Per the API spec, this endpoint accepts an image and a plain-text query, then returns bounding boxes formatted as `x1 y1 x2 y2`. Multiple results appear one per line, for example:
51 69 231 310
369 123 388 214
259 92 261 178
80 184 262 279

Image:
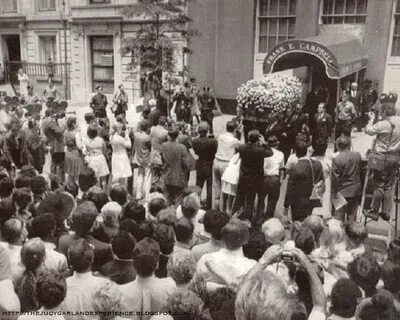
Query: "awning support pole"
355 71 359 83
336 79 341 106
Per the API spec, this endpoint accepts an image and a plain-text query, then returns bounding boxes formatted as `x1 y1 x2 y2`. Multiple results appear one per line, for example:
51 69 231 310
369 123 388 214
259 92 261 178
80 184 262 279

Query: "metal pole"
62 1 68 100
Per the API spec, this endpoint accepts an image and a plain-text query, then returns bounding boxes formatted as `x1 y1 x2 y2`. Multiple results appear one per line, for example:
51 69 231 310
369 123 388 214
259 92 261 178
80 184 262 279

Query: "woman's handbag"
308 159 325 205
222 153 241 186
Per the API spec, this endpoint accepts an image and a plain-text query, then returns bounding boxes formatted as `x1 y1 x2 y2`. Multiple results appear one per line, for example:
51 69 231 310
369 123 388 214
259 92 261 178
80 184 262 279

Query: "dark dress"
64 129 84 179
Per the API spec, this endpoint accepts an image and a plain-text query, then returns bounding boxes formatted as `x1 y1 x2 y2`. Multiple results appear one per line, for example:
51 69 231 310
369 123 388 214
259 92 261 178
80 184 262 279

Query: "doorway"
3 34 21 84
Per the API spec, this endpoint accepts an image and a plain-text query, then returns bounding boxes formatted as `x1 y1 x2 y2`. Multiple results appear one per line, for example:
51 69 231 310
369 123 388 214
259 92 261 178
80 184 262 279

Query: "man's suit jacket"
348 90 362 113
237 143 272 182
314 112 333 142
161 140 190 188
331 150 362 198
285 158 324 209
265 122 285 142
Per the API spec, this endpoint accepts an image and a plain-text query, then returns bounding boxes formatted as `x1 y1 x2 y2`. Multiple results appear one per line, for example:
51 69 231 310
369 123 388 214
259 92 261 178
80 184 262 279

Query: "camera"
281 250 295 263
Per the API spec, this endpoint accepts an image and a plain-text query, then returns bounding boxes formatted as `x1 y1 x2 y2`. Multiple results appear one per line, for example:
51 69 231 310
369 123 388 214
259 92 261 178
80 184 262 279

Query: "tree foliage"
121 0 199 78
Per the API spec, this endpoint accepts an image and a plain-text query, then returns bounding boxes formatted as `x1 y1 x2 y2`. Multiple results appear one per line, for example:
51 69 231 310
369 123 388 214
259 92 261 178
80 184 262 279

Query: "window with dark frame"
258 0 297 54
38 0 56 11
2 0 18 13
391 0 400 56
321 0 368 24
91 36 114 93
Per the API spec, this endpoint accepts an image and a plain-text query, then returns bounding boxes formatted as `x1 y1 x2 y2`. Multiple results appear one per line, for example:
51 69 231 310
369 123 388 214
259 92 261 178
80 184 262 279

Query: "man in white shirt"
195 219 256 289
212 121 240 211
119 238 176 317
255 136 285 227
0 219 27 283
62 239 111 320
29 213 68 274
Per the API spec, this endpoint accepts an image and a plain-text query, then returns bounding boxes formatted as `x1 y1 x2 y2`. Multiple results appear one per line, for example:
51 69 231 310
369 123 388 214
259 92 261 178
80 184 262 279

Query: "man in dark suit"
331 136 362 222
90 85 108 119
314 102 333 145
283 140 324 222
284 104 308 161
192 122 218 209
348 82 363 131
231 130 273 224
265 111 285 142
161 127 190 205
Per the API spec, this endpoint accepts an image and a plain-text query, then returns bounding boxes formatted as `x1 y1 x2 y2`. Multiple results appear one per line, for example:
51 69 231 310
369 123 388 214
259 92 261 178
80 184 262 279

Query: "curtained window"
39 36 56 63
38 0 56 11
2 0 18 13
258 0 297 53
91 36 114 93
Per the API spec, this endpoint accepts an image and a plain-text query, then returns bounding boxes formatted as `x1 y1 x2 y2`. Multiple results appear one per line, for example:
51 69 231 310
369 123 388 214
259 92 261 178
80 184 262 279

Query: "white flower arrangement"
237 74 302 118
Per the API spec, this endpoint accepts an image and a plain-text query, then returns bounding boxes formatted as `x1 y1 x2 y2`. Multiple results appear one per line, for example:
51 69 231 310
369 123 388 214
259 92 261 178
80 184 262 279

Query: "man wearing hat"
255 135 285 227
192 122 218 209
90 84 108 119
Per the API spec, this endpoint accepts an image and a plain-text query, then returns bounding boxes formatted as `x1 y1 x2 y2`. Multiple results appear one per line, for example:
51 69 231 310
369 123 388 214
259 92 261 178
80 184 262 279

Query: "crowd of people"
0 72 399 320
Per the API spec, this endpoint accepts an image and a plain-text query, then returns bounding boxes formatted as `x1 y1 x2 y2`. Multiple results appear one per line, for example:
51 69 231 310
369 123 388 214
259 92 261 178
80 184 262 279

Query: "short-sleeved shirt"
264 148 285 176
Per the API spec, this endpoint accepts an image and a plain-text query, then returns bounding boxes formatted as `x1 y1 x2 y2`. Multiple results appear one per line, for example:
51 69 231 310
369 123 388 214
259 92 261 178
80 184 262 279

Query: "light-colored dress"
18 73 29 98
312 155 332 218
111 134 132 179
85 137 109 178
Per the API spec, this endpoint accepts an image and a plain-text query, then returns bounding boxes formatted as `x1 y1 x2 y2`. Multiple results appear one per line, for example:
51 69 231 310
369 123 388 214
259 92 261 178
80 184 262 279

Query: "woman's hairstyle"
203 210 230 241
387 239 400 264
29 176 47 196
330 278 362 318
356 289 397 320
157 208 177 226
86 186 109 212
13 187 33 210
302 215 325 243
87 124 98 140
71 201 98 237
221 219 249 250
18 238 46 312
66 116 77 130
235 269 307 320
318 218 346 258
101 202 122 228
111 231 136 260
78 166 98 193
36 271 67 309
0 177 14 198
122 200 144 222
93 281 123 320
181 194 200 220
381 260 400 294
132 238 160 277
68 239 95 273
111 122 123 136
167 251 196 285
84 112 95 124
167 290 204 320
148 197 168 218
110 184 128 206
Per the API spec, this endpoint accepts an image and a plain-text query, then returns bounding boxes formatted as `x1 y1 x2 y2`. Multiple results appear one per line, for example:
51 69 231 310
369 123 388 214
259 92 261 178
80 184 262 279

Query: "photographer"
365 93 400 221
112 84 128 118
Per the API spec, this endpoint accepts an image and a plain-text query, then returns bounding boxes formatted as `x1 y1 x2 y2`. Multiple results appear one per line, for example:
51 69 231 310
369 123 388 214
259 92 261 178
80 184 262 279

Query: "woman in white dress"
311 140 332 219
110 122 132 188
17 68 29 99
85 124 109 190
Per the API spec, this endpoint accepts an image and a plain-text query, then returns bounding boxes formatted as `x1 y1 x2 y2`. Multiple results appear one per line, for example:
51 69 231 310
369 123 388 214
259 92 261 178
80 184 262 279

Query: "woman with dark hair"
16 238 46 312
356 290 397 320
13 187 33 223
84 124 109 190
64 116 84 184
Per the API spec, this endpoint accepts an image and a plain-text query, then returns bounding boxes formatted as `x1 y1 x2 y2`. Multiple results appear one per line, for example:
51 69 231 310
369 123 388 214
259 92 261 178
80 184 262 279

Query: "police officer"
335 91 357 140
90 84 108 119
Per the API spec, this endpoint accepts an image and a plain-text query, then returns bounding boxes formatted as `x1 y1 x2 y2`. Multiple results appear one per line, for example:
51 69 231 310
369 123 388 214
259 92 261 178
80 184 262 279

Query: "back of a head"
348 253 381 296
243 228 267 261
336 135 351 151
203 210 230 240
101 201 122 228
168 127 179 141
295 226 315 255
153 223 175 255
173 217 194 243
119 218 139 240
122 200 145 223
21 238 45 272
387 238 400 263
0 200 16 226
235 269 307 320
0 177 13 198
226 121 236 133
248 130 260 144
29 213 56 240
110 184 127 206
197 121 209 136
2 218 23 244
181 194 200 220
381 260 400 294
261 218 285 245
86 187 109 212
294 140 308 158
148 197 167 219
68 238 95 273
331 278 362 318
303 215 325 243
136 220 154 242
221 219 249 250
356 289 397 320
320 218 345 255
72 201 98 237
111 231 136 260
13 187 32 209
157 208 177 226
133 237 160 277
167 251 196 285
36 271 67 309
93 281 122 315
345 222 368 246
78 166 97 192
168 290 205 320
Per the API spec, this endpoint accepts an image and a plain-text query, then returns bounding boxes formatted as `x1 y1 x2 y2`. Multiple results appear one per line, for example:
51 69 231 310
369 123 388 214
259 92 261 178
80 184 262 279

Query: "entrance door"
3 34 21 84
311 60 337 115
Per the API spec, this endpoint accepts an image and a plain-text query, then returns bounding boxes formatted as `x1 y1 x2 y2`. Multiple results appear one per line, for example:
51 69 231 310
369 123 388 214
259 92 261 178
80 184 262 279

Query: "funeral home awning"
263 34 368 79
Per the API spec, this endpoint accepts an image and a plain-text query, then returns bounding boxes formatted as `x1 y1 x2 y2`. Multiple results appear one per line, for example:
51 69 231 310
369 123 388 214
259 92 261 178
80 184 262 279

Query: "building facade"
189 0 400 109
0 0 185 103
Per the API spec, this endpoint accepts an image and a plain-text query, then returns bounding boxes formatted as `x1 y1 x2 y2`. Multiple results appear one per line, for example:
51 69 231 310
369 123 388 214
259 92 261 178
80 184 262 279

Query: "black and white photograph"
0 0 399 319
